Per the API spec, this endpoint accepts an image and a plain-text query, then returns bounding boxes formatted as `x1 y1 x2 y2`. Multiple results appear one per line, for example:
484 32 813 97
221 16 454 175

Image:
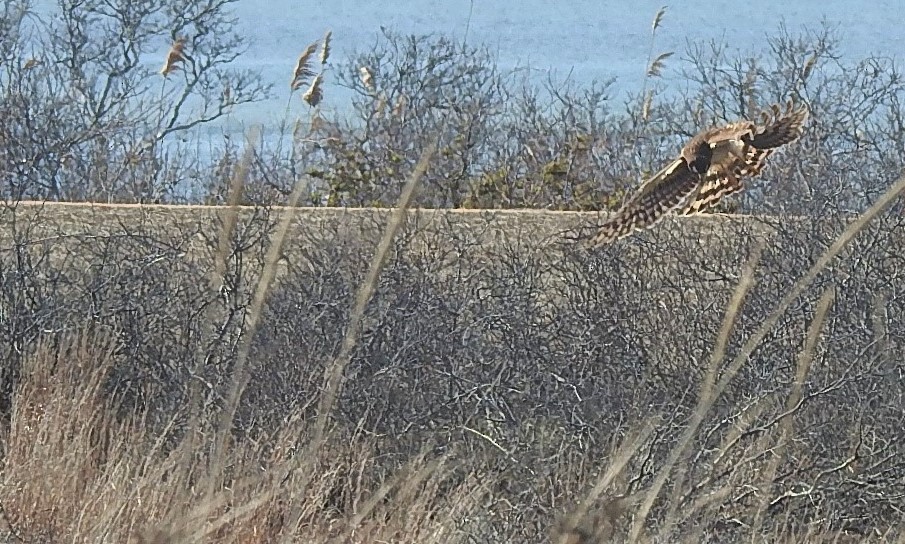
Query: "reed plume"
359 66 376 93
319 31 332 65
160 37 187 77
303 73 324 107
651 5 667 32
647 51 674 77
291 41 318 91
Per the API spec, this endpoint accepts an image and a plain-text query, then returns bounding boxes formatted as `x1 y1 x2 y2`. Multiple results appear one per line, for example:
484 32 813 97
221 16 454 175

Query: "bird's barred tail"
682 174 743 216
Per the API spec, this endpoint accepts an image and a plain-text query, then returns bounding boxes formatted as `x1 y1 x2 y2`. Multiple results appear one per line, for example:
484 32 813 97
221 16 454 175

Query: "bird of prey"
588 101 809 247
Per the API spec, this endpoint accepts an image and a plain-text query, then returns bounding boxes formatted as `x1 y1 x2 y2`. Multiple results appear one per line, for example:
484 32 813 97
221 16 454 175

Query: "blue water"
227 0 905 127
25 0 905 135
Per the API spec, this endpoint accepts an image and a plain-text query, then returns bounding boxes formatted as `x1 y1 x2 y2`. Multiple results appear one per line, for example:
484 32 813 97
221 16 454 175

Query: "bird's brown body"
589 101 809 247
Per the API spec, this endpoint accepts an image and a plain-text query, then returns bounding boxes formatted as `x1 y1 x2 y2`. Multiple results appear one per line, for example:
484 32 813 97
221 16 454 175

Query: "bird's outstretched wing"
682 101 809 215
586 100 808 248
588 157 701 248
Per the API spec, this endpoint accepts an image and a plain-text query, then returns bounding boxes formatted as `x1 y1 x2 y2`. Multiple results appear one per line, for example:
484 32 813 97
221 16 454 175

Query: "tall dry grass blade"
3 331 134 540
312 139 438 446
202 131 310 507
180 137 258 516
671 398 767 515
211 134 255 290
652 6 667 33
190 490 274 542
160 36 187 77
319 30 332 65
302 73 324 107
269 142 438 538
629 241 765 542
290 41 318 91
631 170 905 541
638 4 667 130
342 453 443 539
554 418 658 544
174 135 256 542
750 286 835 536
641 90 653 121
896 526 905 544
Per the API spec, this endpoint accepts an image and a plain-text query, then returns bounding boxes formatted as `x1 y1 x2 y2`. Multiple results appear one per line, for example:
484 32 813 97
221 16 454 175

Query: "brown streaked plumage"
588 101 809 247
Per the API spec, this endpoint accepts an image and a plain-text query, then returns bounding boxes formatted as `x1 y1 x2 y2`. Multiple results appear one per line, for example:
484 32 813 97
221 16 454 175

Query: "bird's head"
682 138 713 175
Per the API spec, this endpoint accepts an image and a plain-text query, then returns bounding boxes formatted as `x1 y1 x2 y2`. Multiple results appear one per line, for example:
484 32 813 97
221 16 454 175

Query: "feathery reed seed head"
303 73 324 107
160 36 187 77
320 30 332 65
291 41 319 91
359 66 376 93
647 51 674 77
802 52 819 81
652 6 667 32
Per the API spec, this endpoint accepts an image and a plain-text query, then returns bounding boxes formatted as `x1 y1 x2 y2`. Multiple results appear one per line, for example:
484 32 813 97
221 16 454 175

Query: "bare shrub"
0 0 269 202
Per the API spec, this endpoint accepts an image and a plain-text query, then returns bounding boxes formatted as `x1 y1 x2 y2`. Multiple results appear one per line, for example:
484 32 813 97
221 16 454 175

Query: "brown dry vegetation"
2 1 905 543
1 192 905 543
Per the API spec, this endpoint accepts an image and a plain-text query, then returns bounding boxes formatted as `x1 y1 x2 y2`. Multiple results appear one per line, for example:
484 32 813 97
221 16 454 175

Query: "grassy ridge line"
6 200 821 219
0 203 840 264
2 201 826 236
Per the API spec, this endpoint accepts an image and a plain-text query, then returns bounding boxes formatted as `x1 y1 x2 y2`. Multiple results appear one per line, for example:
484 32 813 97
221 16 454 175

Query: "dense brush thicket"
1 205 904 541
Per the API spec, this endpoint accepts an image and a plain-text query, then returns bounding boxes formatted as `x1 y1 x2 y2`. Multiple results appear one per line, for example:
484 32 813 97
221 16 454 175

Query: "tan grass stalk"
160 36 187 77
750 286 835 536
638 5 669 127
629 241 765 542
211 131 256 290
553 419 659 544
1 331 143 541
302 73 324 107
202 134 309 502
641 90 653 121
312 138 438 447
714 171 905 401
290 41 318 91
341 453 442 538
319 30 332 65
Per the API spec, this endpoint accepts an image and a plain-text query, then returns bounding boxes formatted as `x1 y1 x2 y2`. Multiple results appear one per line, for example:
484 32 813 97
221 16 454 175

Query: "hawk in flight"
589 101 809 247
